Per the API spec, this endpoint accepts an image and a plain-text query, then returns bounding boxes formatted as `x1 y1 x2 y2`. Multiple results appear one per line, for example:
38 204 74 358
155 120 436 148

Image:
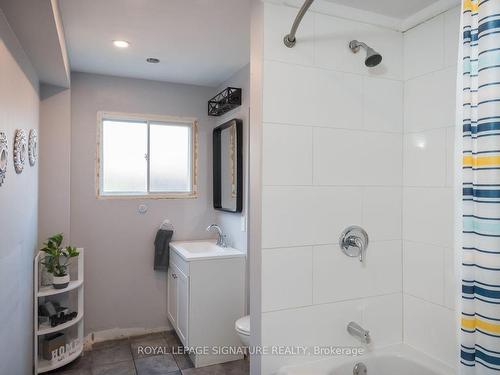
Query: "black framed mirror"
213 119 242 213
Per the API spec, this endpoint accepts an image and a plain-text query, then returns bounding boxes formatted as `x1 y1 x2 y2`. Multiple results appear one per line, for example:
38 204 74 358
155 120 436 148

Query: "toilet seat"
235 315 250 336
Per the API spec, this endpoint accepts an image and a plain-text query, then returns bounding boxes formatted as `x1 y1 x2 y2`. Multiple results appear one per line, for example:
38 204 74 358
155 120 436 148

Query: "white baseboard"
83 326 173 350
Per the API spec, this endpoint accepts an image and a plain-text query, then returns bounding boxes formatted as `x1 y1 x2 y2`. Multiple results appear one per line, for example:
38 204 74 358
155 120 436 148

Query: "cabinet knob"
172 273 178 279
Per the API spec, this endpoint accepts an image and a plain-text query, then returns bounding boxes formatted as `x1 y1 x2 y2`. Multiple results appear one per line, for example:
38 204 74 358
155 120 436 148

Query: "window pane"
149 122 191 192
102 120 147 193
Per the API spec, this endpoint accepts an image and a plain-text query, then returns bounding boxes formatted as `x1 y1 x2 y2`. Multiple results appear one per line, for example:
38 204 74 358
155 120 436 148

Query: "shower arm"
349 40 368 53
283 0 315 48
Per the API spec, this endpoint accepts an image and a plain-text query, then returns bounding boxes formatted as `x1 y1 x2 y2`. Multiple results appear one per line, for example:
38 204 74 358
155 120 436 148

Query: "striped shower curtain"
461 0 500 372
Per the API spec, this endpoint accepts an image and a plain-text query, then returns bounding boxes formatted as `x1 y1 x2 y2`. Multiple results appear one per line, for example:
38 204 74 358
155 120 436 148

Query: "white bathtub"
277 344 454 375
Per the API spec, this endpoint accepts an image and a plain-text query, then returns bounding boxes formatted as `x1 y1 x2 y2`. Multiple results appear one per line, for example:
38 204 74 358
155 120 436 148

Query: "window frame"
96 111 198 199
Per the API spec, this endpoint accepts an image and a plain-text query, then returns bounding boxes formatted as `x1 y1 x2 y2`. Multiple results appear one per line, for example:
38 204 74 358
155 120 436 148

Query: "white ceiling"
0 0 70 87
58 0 250 87
323 0 437 19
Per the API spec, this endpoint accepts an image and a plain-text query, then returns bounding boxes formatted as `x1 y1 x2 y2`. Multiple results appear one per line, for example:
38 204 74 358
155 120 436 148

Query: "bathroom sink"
170 240 245 261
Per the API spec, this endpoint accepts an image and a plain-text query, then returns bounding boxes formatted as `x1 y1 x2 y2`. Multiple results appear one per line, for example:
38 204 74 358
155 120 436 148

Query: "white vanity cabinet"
167 241 246 368
167 263 189 344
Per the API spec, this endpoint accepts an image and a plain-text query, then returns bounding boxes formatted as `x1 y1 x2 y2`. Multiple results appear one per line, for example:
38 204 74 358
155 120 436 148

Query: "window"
97 112 197 198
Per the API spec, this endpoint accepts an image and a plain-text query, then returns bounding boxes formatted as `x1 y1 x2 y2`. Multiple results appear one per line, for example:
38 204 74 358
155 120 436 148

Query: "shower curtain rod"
283 0 315 48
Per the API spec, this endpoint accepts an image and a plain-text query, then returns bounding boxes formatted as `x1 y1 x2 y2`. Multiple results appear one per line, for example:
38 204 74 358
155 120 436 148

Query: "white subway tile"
263 61 316 125
263 62 363 129
364 77 403 133
362 187 402 241
403 241 444 305
404 67 457 132
315 70 363 130
444 7 461 68
262 247 313 312
312 186 363 245
315 13 403 80
262 186 315 248
404 15 444 80
443 246 458 310
403 128 447 187
362 293 403 347
313 128 402 186
313 241 402 304
261 301 363 374
263 123 313 185
263 3 314 66
313 128 363 185
404 295 458 367
403 187 454 247
445 127 456 187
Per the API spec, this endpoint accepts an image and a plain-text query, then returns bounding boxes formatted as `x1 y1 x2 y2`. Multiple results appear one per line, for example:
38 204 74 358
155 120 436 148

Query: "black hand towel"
154 229 173 271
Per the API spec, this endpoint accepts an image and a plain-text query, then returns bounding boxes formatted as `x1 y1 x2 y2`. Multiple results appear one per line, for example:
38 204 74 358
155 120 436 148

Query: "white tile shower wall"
261 293 402 372
261 3 403 373
402 6 459 368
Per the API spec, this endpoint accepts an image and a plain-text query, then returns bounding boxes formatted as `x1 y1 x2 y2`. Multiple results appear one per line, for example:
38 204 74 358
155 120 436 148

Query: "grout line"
262 239 402 251
311 246 314 306
311 125 315 186
403 238 453 249
263 121 454 135
400 64 406 344
403 292 455 312
403 124 456 135
263 57 404 82
263 184 403 188
262 292 403 314
263 121 404 135
404 64 457 83
264 185 452 189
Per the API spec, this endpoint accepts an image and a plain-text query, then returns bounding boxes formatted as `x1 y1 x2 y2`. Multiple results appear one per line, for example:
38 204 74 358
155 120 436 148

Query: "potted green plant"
41 233 79 289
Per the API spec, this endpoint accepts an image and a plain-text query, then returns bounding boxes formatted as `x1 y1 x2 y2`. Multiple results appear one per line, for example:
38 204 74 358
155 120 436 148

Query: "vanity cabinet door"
176 269 189 345
167 267 177 328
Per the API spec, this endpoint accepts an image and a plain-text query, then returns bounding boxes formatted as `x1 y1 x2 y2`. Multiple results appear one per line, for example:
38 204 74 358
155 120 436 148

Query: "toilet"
235 315 250 346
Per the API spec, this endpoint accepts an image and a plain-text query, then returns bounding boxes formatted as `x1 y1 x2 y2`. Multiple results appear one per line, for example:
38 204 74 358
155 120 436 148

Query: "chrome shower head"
349 40 382 67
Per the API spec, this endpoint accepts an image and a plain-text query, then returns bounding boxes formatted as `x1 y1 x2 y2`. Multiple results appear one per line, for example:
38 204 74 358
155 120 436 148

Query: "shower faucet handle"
339 226 369 262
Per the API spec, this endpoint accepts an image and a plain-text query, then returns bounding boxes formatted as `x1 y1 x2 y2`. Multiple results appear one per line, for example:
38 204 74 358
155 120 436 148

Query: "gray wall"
213 65 250 313
39 85 71 245
70 72 217 333
0 11 39 375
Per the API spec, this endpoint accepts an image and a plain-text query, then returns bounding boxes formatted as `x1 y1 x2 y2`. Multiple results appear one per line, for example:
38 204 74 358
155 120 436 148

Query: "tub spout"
347 322 371 344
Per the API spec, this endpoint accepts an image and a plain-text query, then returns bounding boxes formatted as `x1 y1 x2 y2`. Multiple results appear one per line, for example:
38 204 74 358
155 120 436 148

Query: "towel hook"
159 219 174 231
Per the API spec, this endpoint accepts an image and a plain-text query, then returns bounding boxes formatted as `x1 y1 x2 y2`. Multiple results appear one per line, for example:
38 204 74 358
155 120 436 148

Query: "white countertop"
170 240 246 261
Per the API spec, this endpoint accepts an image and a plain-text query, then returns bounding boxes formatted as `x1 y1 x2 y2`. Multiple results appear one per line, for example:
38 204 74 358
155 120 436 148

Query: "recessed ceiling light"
113 40 130 48
146 57 160 64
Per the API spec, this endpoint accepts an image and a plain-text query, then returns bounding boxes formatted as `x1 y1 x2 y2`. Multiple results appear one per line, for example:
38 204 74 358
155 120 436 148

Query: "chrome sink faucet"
347 322 371 344
206 224 228 248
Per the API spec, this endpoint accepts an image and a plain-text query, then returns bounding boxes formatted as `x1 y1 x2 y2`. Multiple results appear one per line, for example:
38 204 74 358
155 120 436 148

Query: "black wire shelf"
208 87 242 116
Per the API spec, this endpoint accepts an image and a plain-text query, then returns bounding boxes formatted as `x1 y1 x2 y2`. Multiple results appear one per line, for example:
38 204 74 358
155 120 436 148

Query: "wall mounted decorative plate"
28 129 38 166
13 129 27 174
0 132 7 186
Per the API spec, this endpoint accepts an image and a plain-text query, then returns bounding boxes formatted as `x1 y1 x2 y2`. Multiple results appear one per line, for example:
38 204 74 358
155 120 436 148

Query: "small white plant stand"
34 248 84 374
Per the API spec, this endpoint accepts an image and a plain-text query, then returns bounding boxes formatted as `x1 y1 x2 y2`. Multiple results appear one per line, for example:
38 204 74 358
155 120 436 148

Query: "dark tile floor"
47 331 249 375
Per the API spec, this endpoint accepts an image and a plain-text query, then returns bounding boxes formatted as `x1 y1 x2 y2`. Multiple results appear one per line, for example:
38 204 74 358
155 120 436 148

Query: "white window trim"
96 111 198 199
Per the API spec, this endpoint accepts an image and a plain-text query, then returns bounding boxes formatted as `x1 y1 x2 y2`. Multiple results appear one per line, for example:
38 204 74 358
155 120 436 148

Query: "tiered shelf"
34 248 84 374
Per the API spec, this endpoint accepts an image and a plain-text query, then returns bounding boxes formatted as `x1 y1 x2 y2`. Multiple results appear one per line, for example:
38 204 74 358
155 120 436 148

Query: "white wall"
70 72 217 334
260 3 404 373
214 64 250 253
402 7 460 368
39 85 71 245
0 11 39 375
